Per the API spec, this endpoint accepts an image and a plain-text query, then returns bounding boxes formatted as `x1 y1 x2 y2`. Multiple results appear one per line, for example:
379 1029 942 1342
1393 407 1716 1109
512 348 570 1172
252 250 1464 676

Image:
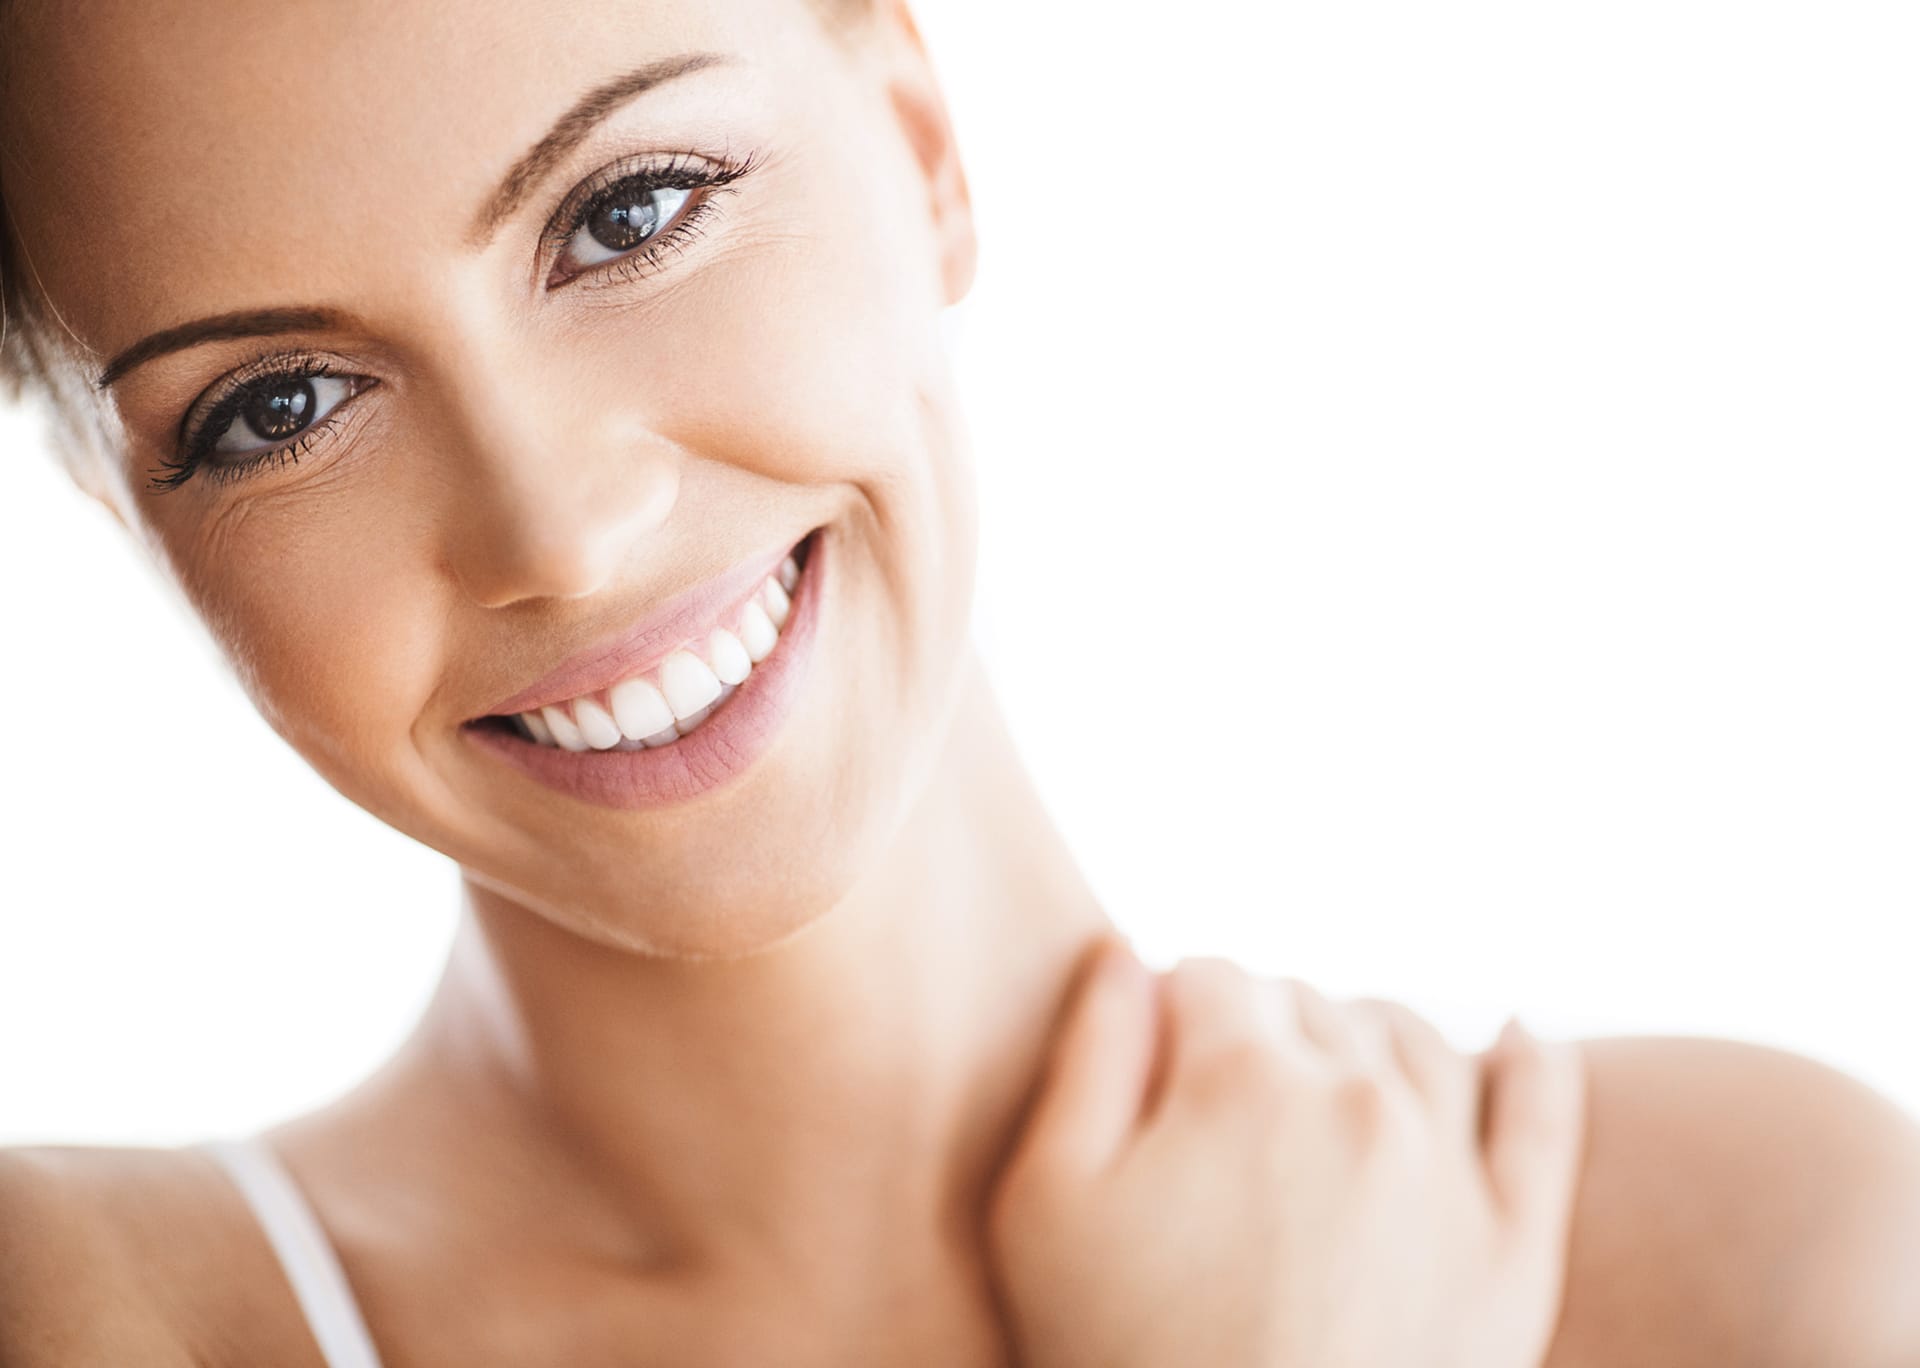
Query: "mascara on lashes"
147 146 764 491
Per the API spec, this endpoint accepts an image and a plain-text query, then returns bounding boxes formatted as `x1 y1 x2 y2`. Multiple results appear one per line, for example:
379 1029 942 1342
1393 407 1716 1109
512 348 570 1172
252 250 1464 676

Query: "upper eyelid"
177 354 358 455
148 383 376 493
538 148 757 256
182 354 334 427
550 195 731 296
168 147 761 447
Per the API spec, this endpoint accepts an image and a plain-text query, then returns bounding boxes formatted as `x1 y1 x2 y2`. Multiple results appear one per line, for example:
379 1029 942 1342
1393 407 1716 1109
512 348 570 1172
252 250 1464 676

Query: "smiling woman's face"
1 0 980 956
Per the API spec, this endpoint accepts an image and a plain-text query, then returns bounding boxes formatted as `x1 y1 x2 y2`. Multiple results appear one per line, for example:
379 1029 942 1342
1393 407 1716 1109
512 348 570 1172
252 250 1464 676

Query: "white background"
3 0 1915 1144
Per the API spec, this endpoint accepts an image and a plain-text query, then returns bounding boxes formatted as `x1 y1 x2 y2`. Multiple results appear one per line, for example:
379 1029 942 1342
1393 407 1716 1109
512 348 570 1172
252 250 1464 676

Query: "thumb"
1014 936 1160 1178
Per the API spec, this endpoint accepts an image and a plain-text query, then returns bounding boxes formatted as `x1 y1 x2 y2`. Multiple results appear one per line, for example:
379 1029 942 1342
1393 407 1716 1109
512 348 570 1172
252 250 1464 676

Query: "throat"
423 648 1114 1271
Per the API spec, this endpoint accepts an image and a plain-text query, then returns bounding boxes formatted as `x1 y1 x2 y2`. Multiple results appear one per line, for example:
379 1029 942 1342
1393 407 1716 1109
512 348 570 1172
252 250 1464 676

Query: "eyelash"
147 354 364 494
542 147 761 290
148 147 762 494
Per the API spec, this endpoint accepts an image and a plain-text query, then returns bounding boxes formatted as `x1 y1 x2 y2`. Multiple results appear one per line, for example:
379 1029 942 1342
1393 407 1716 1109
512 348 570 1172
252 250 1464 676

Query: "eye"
211 373 358 456
557 181 695 275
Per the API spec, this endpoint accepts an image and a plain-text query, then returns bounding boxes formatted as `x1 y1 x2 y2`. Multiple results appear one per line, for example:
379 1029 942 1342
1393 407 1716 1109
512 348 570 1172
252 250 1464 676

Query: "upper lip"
473 533 804 720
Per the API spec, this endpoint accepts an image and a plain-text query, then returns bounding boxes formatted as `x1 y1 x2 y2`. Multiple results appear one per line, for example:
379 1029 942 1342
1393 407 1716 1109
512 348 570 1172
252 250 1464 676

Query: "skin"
989 952 1590 1368
2 0 1918 1364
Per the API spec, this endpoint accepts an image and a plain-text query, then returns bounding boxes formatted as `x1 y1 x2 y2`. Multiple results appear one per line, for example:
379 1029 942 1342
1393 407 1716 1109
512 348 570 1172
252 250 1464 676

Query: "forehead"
0 0 803 367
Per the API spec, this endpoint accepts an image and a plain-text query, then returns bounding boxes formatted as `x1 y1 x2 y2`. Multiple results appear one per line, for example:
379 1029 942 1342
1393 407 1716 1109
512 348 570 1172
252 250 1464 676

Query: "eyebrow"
94 52 733 391
95 306 356 390
469 51 735 245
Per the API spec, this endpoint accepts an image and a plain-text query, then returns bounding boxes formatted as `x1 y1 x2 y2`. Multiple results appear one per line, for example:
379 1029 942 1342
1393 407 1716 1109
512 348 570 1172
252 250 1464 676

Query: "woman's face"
2 0 979 956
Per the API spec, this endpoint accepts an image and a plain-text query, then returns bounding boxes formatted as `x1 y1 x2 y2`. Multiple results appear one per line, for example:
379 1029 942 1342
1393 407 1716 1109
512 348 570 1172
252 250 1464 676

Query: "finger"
1161 957 1287 1080
1280 977 1366 1068
1013 936 1160 1175
1350 996 1473 1118
1480 1019 1588 1239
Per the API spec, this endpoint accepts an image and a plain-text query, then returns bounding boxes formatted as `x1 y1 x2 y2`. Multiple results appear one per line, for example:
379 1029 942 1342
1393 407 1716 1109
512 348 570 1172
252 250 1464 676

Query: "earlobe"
878 0 978 305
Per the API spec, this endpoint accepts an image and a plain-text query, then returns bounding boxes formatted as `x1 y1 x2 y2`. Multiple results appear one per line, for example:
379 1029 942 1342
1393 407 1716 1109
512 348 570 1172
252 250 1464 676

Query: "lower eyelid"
211 373 361 456
551 191 732 291
159 380 379 493
159 171 741 489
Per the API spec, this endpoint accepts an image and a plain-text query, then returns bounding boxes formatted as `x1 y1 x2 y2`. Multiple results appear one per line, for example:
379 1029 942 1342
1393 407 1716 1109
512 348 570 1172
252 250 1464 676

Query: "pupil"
587 190 662 252
246 378 315 440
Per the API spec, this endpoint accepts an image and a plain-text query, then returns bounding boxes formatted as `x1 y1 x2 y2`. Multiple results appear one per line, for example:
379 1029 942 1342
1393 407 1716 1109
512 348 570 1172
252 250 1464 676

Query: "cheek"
636 249 936 485
595 159 973 580
125 126 975 835
632 231 975 672
584 113 953 492
156 480 450 796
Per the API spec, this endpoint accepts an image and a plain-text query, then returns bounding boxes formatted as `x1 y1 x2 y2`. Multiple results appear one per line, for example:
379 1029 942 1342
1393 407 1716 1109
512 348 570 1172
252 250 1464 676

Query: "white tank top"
198 1135 386 1368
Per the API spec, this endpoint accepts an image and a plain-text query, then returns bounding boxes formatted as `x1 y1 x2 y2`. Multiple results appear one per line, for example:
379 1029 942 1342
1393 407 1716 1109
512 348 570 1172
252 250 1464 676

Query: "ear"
874 0 977 306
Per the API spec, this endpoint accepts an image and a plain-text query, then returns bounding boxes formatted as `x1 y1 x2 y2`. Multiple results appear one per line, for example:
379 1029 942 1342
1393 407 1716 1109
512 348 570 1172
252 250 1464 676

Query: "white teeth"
609 676 676 740
676 684 738 736
738 601 778 662
707 628 752 685
573 697 624 750
762 578 792 629
540 703 590 752
674 702 717 734
512 555 805 749
659 650 723 719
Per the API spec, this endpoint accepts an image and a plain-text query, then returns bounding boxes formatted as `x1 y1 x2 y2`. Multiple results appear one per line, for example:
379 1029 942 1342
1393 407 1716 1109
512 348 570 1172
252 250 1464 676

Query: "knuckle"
1186 1035 1287 1108
1330 1069 1407 1144
1348 993 1400 1016
1335 1068 1387 1121
1276 974 1326 1014
1205 1033 1278 1084
1172 953 1243 979
1375 997 1433 1041
1353 996 1438 1052
1168 955 1254 1002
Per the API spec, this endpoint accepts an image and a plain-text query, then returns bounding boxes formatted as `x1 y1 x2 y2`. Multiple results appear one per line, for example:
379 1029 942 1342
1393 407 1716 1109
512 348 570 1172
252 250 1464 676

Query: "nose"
434 382 682 609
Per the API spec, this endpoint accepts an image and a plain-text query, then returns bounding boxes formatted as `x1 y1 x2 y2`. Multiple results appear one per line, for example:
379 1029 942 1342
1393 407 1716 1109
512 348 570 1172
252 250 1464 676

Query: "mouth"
464 528 817 752
459 527 827 809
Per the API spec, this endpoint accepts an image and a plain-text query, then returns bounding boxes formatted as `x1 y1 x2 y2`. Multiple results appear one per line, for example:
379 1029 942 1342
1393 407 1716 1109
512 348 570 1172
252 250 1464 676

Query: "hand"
984 939 1587 1368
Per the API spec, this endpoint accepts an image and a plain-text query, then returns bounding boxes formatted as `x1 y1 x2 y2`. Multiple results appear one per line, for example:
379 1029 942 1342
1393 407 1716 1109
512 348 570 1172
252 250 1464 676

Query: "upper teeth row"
517 553 799 751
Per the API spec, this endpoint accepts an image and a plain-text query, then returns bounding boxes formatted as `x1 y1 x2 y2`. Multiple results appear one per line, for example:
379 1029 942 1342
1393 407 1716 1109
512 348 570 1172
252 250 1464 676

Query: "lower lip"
462 531 826 810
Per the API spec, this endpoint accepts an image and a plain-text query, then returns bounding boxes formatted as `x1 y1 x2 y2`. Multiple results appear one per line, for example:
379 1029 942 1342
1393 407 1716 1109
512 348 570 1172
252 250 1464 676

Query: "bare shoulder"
1547 1036 1920 1368
0 1143 318 1368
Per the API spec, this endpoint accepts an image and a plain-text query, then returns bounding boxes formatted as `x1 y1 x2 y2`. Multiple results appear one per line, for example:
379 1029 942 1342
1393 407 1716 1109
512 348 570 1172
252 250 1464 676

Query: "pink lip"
477 534 805 719
462 528 827 809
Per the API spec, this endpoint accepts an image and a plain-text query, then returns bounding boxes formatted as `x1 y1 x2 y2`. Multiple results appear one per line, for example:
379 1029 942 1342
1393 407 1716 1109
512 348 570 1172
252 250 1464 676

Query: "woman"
1 0 1915 1363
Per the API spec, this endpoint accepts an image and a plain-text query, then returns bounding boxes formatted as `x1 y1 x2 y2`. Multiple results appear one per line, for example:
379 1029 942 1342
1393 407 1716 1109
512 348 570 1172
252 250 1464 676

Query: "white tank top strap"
197 1134 386 1368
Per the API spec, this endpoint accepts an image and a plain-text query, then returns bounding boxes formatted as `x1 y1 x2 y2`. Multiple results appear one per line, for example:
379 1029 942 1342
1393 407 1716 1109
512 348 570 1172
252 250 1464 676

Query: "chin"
449 513 978 961
463 813 884 962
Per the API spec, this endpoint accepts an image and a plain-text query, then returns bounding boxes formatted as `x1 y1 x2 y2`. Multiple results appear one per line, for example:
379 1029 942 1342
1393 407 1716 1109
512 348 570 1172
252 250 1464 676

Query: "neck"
406 649 1111 1286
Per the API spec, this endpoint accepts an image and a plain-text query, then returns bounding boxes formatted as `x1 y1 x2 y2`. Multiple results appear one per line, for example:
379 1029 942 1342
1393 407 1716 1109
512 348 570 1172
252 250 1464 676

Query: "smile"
514 550 798 751
461 527 825 809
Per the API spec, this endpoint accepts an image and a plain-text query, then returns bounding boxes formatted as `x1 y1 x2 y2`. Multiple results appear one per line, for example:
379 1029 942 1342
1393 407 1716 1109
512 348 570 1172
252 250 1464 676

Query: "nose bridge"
424 328 680 608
